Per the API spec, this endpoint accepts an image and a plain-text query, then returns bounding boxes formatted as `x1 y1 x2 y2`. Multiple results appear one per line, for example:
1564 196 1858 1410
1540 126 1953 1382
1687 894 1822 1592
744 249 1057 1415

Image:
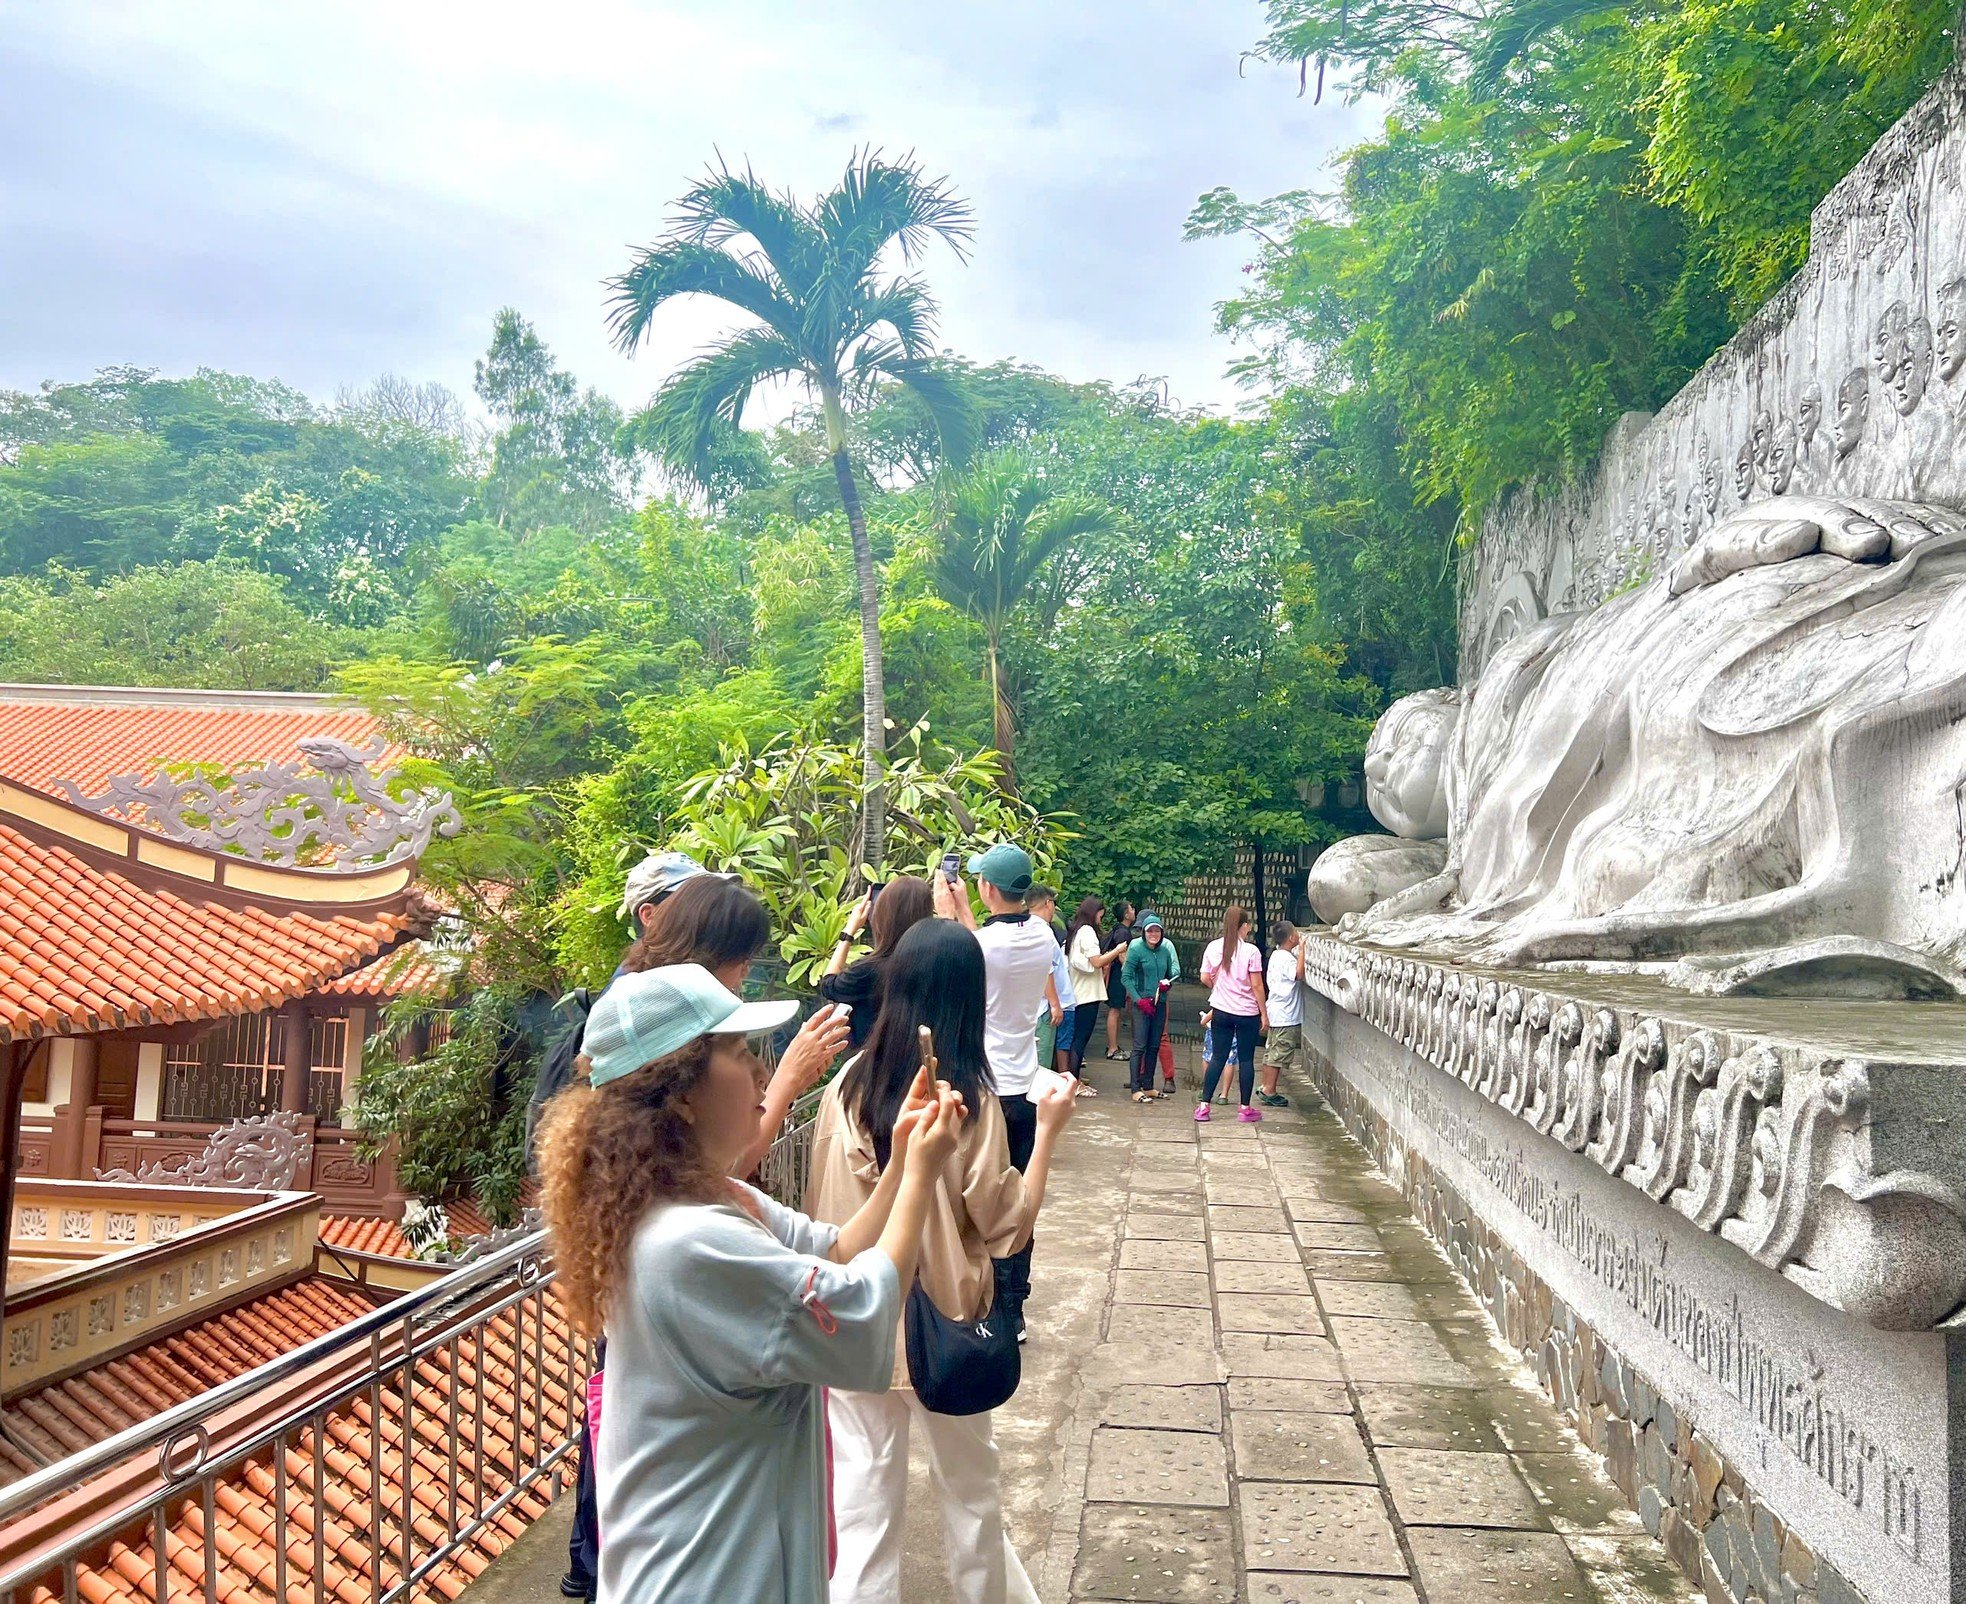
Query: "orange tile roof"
321 942 446 1002
0 687 397 798
317 1215 414 1259
0 816 414 1041
5 1276 582 1604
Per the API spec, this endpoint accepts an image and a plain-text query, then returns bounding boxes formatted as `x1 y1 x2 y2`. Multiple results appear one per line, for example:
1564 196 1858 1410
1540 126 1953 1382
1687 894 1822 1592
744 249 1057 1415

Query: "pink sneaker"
1193 1104 1211 1122
1239 1104 1263 1123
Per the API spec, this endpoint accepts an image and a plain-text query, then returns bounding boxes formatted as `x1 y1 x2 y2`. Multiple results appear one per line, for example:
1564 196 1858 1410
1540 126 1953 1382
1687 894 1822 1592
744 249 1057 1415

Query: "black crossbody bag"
904 1260 1021 1416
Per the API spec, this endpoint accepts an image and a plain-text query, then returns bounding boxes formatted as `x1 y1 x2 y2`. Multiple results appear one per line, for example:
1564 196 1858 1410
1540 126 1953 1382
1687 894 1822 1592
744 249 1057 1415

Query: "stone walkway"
970 1058 1703 1604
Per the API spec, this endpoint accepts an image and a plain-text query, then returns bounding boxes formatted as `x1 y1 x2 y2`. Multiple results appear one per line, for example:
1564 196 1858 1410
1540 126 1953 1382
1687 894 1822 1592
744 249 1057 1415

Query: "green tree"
474 309 631 532
931 453 1116 783
606 152 977 866
0 561 360 689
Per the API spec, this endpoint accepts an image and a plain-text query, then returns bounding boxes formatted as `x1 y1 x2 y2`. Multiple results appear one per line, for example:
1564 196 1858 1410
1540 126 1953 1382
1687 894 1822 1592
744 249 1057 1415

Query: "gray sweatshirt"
596 1182 899 1603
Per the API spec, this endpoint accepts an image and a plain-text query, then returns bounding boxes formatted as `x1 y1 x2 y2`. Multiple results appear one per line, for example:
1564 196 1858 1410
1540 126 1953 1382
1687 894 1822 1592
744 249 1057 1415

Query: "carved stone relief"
1459 67 1966 676
1310 937 1966 1329
97 1110 308 1191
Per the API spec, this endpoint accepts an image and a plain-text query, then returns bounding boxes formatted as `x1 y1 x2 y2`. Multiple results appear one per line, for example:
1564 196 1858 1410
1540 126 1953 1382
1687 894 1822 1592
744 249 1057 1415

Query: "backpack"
525 987 595 1175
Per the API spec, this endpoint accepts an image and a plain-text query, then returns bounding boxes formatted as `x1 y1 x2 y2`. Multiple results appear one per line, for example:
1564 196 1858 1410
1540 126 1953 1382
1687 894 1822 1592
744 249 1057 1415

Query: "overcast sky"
0 3 1377 418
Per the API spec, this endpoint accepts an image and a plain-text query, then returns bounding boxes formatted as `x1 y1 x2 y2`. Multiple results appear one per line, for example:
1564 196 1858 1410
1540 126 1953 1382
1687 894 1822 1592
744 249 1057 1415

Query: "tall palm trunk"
985 635 1018 794
825 390 887 868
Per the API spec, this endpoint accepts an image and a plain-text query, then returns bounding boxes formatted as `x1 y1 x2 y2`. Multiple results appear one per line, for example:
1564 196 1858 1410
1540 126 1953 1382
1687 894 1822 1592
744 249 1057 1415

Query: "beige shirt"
804 1069 1034 1388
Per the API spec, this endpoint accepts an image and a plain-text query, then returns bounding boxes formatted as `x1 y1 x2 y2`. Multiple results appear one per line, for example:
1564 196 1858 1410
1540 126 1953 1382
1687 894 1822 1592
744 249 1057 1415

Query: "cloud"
0 1 1379 417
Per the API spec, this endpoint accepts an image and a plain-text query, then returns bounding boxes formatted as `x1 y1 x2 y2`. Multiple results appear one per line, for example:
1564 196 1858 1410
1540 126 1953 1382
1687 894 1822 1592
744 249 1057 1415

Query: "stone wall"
1156 845 1309 949
1296 938 1966 1604
1459 63 1966 677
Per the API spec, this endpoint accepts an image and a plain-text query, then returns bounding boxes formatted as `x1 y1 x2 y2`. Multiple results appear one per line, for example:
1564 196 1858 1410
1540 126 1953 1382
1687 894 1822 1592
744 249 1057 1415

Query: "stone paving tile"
1354 1384 1506 1452
1284 1199 1373 1226
1218 1293 1325 1336
1247 1577 1419 1603
1218 1332 1347 1381
1294 1222 1384 1252
1378 1447 1550 1530
1209 1230 1297 1260
1212 1258 1312 1295
1127 1211 1206 1242
1071 1505 1237 1602
1326 1318 1480 1386
1404 1528 1591 1601
1100 1384 1224 1434
1229 1410 1377 1484
1114 1270 1214 1309
1227 1376 1352 1414
1107 1304 1217 1347
1120 1238 1210 1274
1482 1386 1574 1453
1304 1251 1406 1283
1204 1185 1278 1208
1314 1283 1430 1321
1514 1450 1644 1533
1034 1088 1697 1604
1238 1483 1406 1576
1208 1204 1292 1233
1087 1427 1231 1506
1567 1532 1703 1600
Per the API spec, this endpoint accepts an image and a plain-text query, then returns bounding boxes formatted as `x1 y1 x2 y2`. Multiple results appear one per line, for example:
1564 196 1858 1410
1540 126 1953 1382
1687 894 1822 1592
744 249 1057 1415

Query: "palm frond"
818 149 976 282
866 353 979 469
605 242 800 354
637 328 803 489
842 277 938 359
1469 0 1624 91
671 157 825 300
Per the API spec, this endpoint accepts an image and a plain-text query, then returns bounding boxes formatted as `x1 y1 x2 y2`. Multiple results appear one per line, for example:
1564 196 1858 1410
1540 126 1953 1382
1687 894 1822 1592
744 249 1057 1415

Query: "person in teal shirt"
1121 914 1180 1100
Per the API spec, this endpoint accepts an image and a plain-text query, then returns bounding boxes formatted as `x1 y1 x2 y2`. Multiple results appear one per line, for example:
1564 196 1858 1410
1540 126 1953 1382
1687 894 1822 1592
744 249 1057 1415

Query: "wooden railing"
24 1112 407 1218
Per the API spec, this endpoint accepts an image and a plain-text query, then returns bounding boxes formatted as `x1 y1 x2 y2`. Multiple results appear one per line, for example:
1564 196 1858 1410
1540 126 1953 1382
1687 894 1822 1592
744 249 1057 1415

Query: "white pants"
828 1388 1041 1604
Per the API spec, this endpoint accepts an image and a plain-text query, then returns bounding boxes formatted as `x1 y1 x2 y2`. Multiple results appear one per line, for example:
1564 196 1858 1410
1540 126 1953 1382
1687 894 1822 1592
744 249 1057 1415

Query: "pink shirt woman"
1201 936 1263 1014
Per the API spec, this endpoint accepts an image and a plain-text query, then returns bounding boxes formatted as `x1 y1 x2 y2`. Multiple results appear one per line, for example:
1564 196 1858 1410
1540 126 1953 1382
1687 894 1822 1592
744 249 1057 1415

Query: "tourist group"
535 842 1309 1602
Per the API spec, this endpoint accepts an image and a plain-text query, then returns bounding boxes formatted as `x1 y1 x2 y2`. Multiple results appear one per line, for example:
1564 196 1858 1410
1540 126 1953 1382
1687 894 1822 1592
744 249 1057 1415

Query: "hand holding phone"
940 850 962 885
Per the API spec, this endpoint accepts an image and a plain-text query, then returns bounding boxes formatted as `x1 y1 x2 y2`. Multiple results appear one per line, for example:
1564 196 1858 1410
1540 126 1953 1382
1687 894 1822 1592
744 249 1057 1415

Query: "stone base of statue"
1299 935 1965 1604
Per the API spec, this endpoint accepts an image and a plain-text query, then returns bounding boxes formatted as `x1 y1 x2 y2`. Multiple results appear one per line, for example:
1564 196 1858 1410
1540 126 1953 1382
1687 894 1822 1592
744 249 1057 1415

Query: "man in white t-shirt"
936 842 1064 1340
1259 919 1307 1108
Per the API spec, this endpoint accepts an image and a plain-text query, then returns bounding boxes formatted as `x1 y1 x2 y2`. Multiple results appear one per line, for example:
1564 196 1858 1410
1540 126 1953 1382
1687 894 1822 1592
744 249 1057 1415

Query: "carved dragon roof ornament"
53 736 461 869
96 1110 308 1191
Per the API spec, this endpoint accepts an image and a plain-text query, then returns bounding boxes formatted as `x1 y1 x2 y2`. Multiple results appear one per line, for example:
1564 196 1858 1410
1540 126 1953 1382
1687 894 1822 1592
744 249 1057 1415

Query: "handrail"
0 1224 547 1527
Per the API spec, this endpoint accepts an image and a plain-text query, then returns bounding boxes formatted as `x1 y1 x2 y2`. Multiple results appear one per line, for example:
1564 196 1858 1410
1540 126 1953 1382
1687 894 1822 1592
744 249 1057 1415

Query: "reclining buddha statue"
1319 495 1966 999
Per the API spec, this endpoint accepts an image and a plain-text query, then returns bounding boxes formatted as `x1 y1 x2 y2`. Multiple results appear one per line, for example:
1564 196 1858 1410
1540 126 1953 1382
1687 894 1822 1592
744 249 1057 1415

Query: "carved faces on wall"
1873 299 1935 417
1733 438 1756 500
1767 421 1799 494
1797 383 1824 447
1835 366 1871 457
1936 279 1965 383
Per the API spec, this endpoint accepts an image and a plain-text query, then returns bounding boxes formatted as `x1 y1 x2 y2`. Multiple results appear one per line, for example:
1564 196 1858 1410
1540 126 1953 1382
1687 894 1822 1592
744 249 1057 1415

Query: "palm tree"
932 453 1116 787
607 152 975 866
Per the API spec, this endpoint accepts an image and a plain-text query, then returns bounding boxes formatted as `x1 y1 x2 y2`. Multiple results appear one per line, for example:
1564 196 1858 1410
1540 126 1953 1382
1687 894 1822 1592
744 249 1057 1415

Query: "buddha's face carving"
1363 688 1462 841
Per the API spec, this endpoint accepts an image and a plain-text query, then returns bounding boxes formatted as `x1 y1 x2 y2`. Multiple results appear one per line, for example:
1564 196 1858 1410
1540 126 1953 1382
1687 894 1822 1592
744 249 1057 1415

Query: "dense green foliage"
1199 0 1957 513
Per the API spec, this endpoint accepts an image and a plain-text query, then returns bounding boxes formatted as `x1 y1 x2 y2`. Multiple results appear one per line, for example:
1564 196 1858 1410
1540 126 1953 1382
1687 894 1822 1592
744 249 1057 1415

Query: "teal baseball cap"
581 964 799 1088
967 843 1035 897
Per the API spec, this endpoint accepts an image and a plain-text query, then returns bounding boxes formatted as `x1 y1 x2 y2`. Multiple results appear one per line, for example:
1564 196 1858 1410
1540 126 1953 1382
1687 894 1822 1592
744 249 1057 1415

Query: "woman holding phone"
624 873 853 1174
822 874 936 1051
537 962 966 1604
807 918 1077 1604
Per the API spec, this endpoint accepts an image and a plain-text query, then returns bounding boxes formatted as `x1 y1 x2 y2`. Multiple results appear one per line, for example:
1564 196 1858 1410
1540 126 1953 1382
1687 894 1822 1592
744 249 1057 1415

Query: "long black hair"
1066 895 1105 955
838 919 994 1170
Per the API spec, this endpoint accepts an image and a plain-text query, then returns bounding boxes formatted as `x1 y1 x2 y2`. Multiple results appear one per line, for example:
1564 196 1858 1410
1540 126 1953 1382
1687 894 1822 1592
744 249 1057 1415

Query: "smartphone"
866 880 884 912
939 850 962 885
917 1023 936 1074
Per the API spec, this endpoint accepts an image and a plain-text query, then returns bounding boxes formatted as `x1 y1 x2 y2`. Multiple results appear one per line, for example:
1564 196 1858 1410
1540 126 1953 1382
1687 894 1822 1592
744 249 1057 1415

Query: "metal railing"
756 1085 824 1209
0 1229 583 1604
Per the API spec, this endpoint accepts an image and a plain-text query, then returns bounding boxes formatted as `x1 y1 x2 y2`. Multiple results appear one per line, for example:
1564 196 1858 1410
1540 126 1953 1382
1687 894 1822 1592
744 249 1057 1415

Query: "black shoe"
561 1574 595 1601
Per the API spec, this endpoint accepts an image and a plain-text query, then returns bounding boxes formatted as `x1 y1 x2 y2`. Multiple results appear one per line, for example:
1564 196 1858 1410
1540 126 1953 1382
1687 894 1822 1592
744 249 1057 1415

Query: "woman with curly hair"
537 963 963 1604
